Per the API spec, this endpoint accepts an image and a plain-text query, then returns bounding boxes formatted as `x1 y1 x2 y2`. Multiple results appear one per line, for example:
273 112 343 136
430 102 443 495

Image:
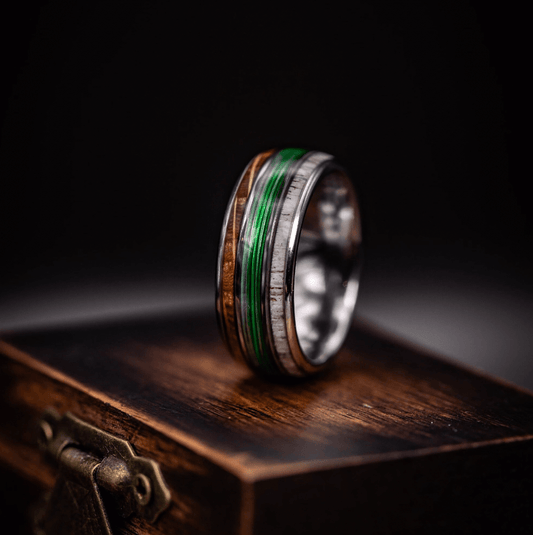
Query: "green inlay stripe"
243 148 308 372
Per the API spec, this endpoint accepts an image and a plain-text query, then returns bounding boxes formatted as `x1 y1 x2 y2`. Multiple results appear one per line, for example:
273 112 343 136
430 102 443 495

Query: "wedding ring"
216 149 362 376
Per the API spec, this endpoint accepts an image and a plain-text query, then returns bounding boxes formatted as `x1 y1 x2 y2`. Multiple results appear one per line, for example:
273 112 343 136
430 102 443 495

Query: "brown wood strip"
217 149 275 366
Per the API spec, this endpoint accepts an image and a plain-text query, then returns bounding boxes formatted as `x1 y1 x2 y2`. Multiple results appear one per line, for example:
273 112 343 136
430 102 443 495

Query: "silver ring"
216 149 362 376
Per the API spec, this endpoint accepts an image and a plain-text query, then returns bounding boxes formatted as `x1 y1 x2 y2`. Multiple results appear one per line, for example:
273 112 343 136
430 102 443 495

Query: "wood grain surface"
1 313 532 534
217 149 274 367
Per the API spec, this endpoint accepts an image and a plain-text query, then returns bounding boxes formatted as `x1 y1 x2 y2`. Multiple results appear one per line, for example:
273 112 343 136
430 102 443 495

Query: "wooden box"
1 312 532 534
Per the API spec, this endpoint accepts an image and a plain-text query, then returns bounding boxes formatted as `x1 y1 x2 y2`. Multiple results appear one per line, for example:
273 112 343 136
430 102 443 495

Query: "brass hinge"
34 408 171 535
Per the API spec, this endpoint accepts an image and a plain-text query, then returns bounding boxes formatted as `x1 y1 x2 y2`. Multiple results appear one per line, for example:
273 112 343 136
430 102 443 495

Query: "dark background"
1 1 531 389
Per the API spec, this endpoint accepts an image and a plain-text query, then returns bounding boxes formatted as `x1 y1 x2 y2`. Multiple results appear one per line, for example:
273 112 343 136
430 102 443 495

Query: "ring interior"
293 169 361 364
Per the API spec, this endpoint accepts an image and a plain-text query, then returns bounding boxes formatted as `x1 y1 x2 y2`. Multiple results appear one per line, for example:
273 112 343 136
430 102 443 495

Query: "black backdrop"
1 2 531 387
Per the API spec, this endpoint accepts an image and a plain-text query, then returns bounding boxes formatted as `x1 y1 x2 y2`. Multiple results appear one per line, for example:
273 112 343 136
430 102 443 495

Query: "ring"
216 149 362 376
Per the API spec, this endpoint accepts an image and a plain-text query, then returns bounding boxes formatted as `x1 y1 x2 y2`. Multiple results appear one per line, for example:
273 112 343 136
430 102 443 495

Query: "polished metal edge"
284 155 334 373
286 158 362 372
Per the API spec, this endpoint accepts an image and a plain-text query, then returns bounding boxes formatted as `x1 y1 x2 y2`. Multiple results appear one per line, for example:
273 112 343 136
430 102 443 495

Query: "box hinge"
34 408 171 535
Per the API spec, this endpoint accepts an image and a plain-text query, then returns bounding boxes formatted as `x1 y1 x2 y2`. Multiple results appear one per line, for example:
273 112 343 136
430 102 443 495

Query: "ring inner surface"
293 170 360 364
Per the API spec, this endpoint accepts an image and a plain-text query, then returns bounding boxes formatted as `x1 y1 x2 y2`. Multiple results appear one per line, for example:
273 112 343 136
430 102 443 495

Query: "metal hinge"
34 408 171 535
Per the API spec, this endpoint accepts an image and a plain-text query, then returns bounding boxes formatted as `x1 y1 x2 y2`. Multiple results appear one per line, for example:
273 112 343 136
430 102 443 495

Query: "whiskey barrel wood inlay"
217 149 274 367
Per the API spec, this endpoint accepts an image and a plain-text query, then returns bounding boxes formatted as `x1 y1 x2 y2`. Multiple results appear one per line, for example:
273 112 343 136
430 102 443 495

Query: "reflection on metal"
34 408 171 535
293 169 361 364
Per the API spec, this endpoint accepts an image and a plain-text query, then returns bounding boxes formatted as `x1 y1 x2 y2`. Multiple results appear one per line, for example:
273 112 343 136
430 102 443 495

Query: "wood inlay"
217 150 274 365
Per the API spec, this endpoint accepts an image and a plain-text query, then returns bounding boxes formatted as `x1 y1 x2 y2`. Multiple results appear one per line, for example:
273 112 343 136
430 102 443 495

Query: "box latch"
34 408 171 535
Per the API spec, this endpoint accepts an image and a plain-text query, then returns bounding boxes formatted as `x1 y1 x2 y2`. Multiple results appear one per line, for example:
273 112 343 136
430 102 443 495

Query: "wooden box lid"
1 312 532 534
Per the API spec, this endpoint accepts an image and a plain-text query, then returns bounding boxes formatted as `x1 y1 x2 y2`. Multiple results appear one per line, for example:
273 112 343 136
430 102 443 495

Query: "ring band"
216 149 362 376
